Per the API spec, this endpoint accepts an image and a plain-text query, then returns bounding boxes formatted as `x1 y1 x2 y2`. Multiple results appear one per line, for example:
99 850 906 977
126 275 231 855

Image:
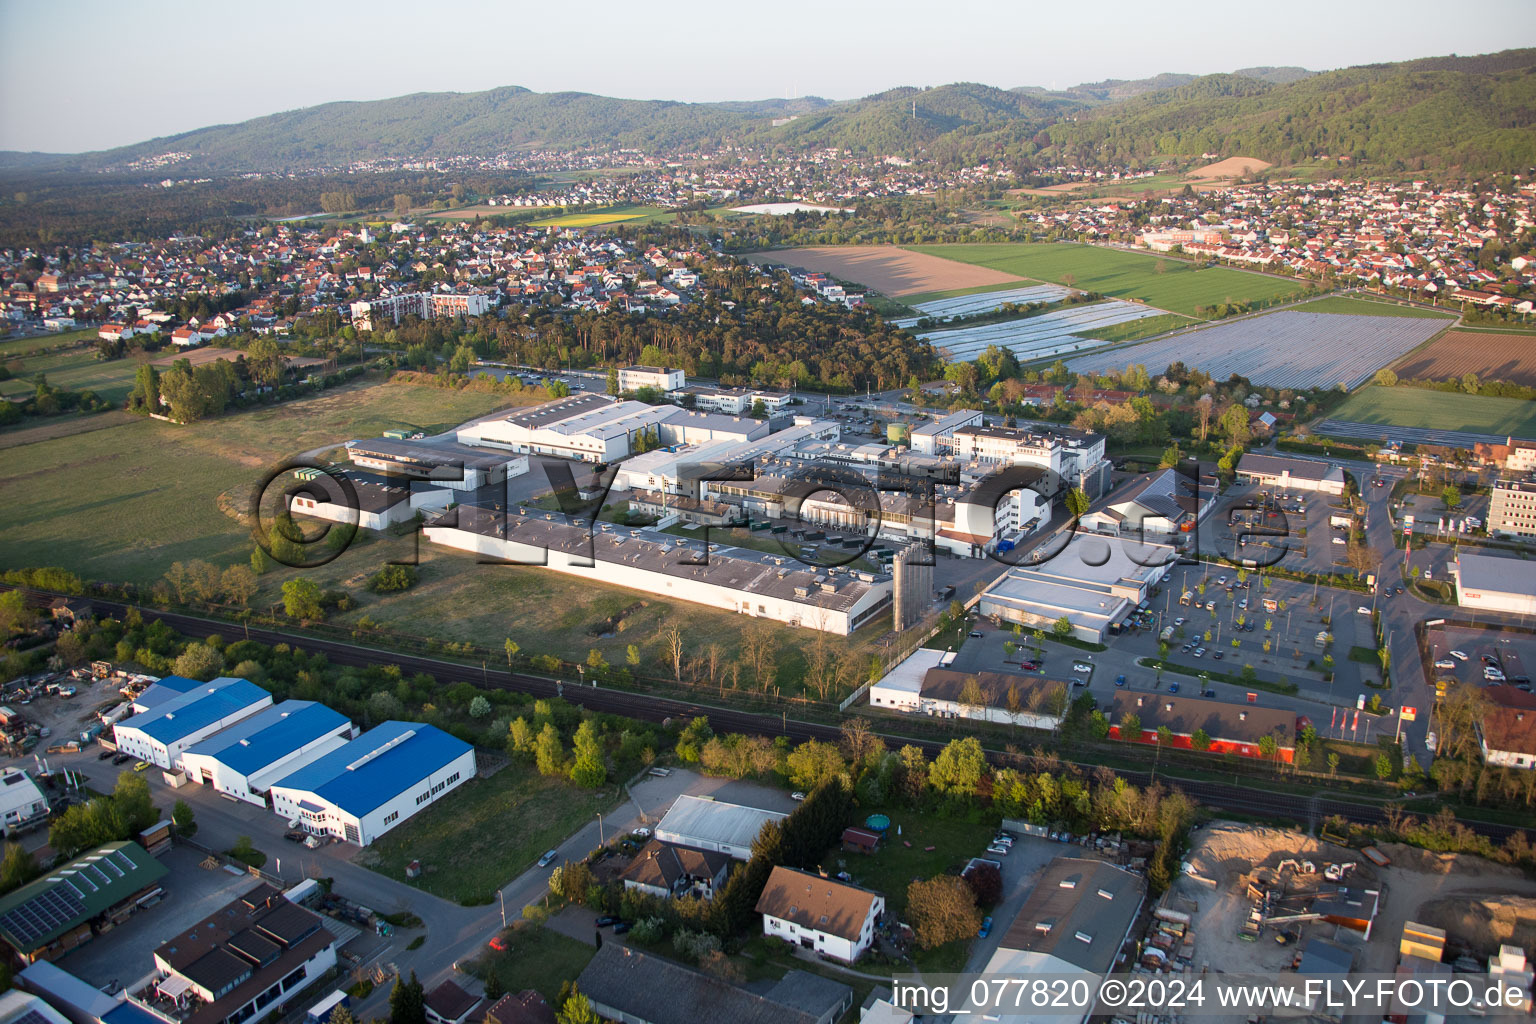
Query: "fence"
176 836 286 888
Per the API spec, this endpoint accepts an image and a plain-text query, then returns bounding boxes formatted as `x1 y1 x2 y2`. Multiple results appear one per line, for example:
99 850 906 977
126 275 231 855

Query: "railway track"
6 585 1529 844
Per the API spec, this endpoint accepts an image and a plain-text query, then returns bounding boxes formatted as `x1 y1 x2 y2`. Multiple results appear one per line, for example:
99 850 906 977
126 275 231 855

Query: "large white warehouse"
180 701 356 807
112 677 273 771
268 722 476 846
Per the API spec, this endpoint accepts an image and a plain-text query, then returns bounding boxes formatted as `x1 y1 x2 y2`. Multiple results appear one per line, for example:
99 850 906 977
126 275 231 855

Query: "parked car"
489 936 508 952
1213 651 1225 661
1357 606 1371 614
1168 682 1180 693
1192 647 1206 658
112 753 132 765
133 761 150 772
537 850 560 868
1206 601 1216 611
1202 688 1216 698
791 792 806 801
595 915 620 928
1173 617 1186 626
1021 660 1041 671
986 844 1009 856
613 921 631 935
968 631 983 639
979 916 993 938
1072 662 1093 675
1216 576 1228 585
1180 643 1193 653
284 830 307 843
1434 659 1456 670
97 749 114 760
1115 674 1126 687
1449 650 1468 661
991 835 1013 846
631 828 651 838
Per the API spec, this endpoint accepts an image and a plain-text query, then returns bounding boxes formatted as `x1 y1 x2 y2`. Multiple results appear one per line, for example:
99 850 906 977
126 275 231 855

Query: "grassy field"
357 766 619 905
0 327 100 356
470 923 597 1005
1292 296 1457 319
528 205 669 228
906 243 1310 318
0 379 518 584
0 347 142 403
1329 385 1536 436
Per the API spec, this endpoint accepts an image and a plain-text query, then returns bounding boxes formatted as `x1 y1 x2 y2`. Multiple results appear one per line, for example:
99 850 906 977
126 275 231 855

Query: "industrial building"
268 722 476 846
129 675 207 712
128 884 337 1024
609 421 842 495
909 409 984 454
868 658 1067 731
348 291 489 331
0 768 49 837
1080 467 1215 537
346 438 529 492
1452 551 1536 615
179 701 356 807
756 865 885 964
978 535 1175 642
954 858 1145 1024
424 505 892 635
652 795 787 860
1107 692 1296 762
676 384 791 415
285 469 416 531
618 365 685 392
1235 453 1346 495
457 394 769 463
0 842 168 963
112 677 273 771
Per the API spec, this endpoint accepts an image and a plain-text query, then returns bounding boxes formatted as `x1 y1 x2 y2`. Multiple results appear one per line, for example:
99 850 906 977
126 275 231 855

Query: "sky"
3 0 1533 154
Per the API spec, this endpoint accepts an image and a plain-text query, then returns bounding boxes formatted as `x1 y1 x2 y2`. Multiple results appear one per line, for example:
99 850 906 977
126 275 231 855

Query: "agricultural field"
1323 385 1536 439
917 300 1172 364
906 243 1311 317
0 345 142 403
891 283 1071 325
425 204 556 220
746 246 1024 298
1291 295 1457 319
1187 156 1274 179
527 204 668 228
1391 329 1536 386
1067 310 1448 390
0 379 519 583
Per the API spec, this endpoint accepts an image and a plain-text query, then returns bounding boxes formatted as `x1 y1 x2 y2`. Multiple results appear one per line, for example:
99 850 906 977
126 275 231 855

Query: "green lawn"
0 347 142 403
1292 296 1456 319
1329 385 1536 436
470 923 597 1005
828 804 995 919
0 379 517 584
905 243 1310 318
357 766 618 905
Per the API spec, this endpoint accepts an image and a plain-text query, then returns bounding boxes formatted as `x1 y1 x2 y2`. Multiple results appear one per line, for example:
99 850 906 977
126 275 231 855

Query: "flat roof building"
180 701 356 808
0 768 50 837
652 795 787 860
909 410 984 455
1452 551 1536 616
619 366 685 393
347 438 528 492
268 722 475 846
113 678 273 771
1108 692 1296 762
128 884 336 1024
0 842 168 963
1235 453 1345 495
1489 478 1536 540
955 857 1144 1024
978 534 1175 643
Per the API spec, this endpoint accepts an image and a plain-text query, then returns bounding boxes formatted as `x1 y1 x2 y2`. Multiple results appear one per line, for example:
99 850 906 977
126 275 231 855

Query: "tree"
173 643 224 681
507 717 534 757
606 368 619 395
220 565 258 606
535 723 565 777
114 771 157 834
0 591 38 637
469 695 492 719
389 972 426 1024
1442 486 1461 510
957 677 988 719
785 740 845 790
1064 487 1090 519
897 745 929 804
245 337 287 387
556 990 599 1024
1373 368 1398 387
1327 752 1340 777
1052 615 1074 639
281 578 324 620
928 737 985 799
1219 403 1251 445
1375 751 1395 780
1190 728 1212 752
171 799 197 838
1119 713 1142 739
483 972 504 1003
1159 443 1183 469
504 638 520 667
907 875 982 949
662 627 684 683
0 843 39 894
1195 394 1214 442
963 862 1003 907
569 720 607 788
1258 735 1278 762
393 194 414 218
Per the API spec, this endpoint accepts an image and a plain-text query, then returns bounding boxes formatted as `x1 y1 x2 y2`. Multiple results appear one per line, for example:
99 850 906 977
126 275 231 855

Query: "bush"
629 916 667 944
672 929 720 960
368 565 418 593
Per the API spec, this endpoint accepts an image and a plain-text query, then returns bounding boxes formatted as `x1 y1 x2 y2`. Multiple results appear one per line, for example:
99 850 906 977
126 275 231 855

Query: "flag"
1352 709 1360 731
1330 707 1338 729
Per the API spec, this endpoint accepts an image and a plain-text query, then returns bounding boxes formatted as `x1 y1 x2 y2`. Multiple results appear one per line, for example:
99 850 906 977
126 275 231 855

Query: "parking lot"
1196 481 1356 577
1424 623 1535 692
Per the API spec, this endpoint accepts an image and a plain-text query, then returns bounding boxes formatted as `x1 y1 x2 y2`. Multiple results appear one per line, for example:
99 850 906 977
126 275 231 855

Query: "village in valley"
0 12 1535 1024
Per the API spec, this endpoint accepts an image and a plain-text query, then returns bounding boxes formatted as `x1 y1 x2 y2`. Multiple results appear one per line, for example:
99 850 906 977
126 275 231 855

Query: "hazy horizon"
2 0 1534 155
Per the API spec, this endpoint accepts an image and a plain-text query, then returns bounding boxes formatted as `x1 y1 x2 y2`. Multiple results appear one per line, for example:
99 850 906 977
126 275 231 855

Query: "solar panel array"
0 883 86 946
1066 311 1448 391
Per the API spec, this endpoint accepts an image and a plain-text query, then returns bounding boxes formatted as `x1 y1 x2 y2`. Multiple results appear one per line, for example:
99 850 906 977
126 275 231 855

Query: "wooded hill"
3 49 1532 175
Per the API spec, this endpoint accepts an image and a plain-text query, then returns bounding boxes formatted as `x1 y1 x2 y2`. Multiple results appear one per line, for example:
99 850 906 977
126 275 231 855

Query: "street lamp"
596 811 604 846
498 889 506 927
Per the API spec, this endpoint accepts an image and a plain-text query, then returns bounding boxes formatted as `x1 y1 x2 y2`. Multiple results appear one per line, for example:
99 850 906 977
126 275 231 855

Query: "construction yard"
1164 822 1536 983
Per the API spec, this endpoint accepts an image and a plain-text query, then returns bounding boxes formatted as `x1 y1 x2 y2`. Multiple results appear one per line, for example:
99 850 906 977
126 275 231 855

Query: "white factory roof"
653 795 787 851
1454 551 1536 598
871 648 949 697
